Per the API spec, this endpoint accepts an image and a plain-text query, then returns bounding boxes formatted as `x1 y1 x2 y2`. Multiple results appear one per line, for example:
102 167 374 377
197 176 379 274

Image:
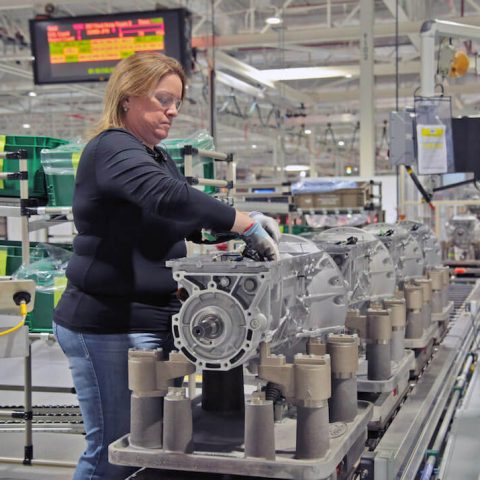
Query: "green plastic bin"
26 291 55 333
0 135 69 200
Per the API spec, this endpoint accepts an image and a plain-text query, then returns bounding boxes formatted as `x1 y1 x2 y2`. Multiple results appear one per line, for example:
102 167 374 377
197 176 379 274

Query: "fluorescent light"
22 123 31 129
265 16 282 25
345 74 353 78
304 129 312 135
28 91 37 97
258 67 353 82
216 71 265 99
284 164 310 172
338 140 345 146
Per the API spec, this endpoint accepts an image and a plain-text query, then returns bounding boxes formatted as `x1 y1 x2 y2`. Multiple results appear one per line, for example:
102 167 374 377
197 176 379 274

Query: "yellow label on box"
53 276 68 307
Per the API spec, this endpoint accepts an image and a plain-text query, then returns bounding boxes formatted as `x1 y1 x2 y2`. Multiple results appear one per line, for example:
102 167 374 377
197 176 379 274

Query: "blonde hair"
87 52 186 139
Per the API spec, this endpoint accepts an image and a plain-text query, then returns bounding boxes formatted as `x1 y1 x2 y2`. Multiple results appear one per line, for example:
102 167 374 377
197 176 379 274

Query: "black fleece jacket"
54 128 236 333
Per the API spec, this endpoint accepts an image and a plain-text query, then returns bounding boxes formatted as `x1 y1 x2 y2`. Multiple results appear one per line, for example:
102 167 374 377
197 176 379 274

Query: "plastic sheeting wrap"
13 244 72 295
291 178 359 194
167 235 348 371
40 142 84 176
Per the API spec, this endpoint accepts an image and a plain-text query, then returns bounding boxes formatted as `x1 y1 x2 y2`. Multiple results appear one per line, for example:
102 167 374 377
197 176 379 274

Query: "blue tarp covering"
292 179 359 194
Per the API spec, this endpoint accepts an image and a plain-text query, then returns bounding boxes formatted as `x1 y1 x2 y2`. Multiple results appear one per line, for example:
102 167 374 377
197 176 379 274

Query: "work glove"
241 222 280 261
249 211 281 244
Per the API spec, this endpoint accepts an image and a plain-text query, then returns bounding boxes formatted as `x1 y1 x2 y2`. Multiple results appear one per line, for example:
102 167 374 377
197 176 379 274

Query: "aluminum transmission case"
447 215 480 249
400 220 442 269
311 227 396 306
363 223 425 282
167 235 348 371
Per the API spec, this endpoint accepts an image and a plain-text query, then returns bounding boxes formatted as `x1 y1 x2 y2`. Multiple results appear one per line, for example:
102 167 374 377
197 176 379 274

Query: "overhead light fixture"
216 71 265 99
304 129 312 135
22 123 31 129
345 74 353 78
251 144 257 149
258 67 353 82
284 164 310 172
265 15 282 25
338 140 345 146
28 91 37 97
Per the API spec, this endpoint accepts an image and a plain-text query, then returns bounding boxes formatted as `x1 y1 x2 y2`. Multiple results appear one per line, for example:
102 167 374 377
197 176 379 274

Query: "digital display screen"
30 9 192 84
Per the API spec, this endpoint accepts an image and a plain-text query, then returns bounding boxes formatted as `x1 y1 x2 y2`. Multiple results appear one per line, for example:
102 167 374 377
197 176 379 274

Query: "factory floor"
1 338 480 480
0 339 80 480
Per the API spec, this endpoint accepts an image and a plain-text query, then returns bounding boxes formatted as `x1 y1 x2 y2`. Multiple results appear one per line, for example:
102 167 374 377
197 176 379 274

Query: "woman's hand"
248 212 281 243
241 222 280 261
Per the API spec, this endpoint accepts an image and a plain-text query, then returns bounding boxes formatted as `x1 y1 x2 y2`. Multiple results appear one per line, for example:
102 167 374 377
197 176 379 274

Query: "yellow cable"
0 301 28 337
0 316 26 337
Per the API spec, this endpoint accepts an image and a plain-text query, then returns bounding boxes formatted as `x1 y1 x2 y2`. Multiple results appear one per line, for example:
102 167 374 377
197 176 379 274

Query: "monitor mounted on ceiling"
29 8 192 85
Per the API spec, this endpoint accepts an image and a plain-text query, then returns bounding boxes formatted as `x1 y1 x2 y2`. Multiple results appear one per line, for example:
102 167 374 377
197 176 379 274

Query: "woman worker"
53 51 280 480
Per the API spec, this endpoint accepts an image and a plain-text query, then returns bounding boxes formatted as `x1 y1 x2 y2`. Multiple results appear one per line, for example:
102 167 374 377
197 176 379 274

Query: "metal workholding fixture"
404 284 424 339
415 278 433 330
428 268 444 314
128 348 166 448
384 297 406 363
163 387 193 453
345 308 367 339
128 349 196 450
306 337 327 355
326 333 359 423
366 307 392 380
294 353 331 460
128 348 166 395
244 391 275 460
130 393 164 449
440 266 450 308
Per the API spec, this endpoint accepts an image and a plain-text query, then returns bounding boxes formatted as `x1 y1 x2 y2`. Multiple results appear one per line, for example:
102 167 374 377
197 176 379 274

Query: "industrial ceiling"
0 0 479 178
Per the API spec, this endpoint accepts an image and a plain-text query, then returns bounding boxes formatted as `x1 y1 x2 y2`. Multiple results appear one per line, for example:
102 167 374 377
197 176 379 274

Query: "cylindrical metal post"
428 268 443 314
130 393 163 448
384 297 406 363
415 278 432 330
163 387 193 453
294 354 331 459
440 267 450 308
23 343 32 464
244 392 275 460
296 405 330 460
404 284 424 339
326 334 358 422
367 308 391 380
306 338 326 356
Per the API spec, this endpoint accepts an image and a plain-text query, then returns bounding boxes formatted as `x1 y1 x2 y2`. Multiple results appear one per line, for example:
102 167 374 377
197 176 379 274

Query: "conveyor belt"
448 283 474 312
0 405 83 425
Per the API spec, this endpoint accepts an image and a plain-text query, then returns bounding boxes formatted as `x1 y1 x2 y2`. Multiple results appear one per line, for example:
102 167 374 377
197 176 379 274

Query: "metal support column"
359 0 375 178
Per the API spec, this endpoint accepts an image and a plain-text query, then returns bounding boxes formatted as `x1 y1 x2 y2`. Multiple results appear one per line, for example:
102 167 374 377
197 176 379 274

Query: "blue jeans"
53 321 174 480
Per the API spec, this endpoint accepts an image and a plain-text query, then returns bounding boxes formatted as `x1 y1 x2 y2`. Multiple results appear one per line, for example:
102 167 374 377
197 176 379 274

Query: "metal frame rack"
0 149 77 467
233 180 384 231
